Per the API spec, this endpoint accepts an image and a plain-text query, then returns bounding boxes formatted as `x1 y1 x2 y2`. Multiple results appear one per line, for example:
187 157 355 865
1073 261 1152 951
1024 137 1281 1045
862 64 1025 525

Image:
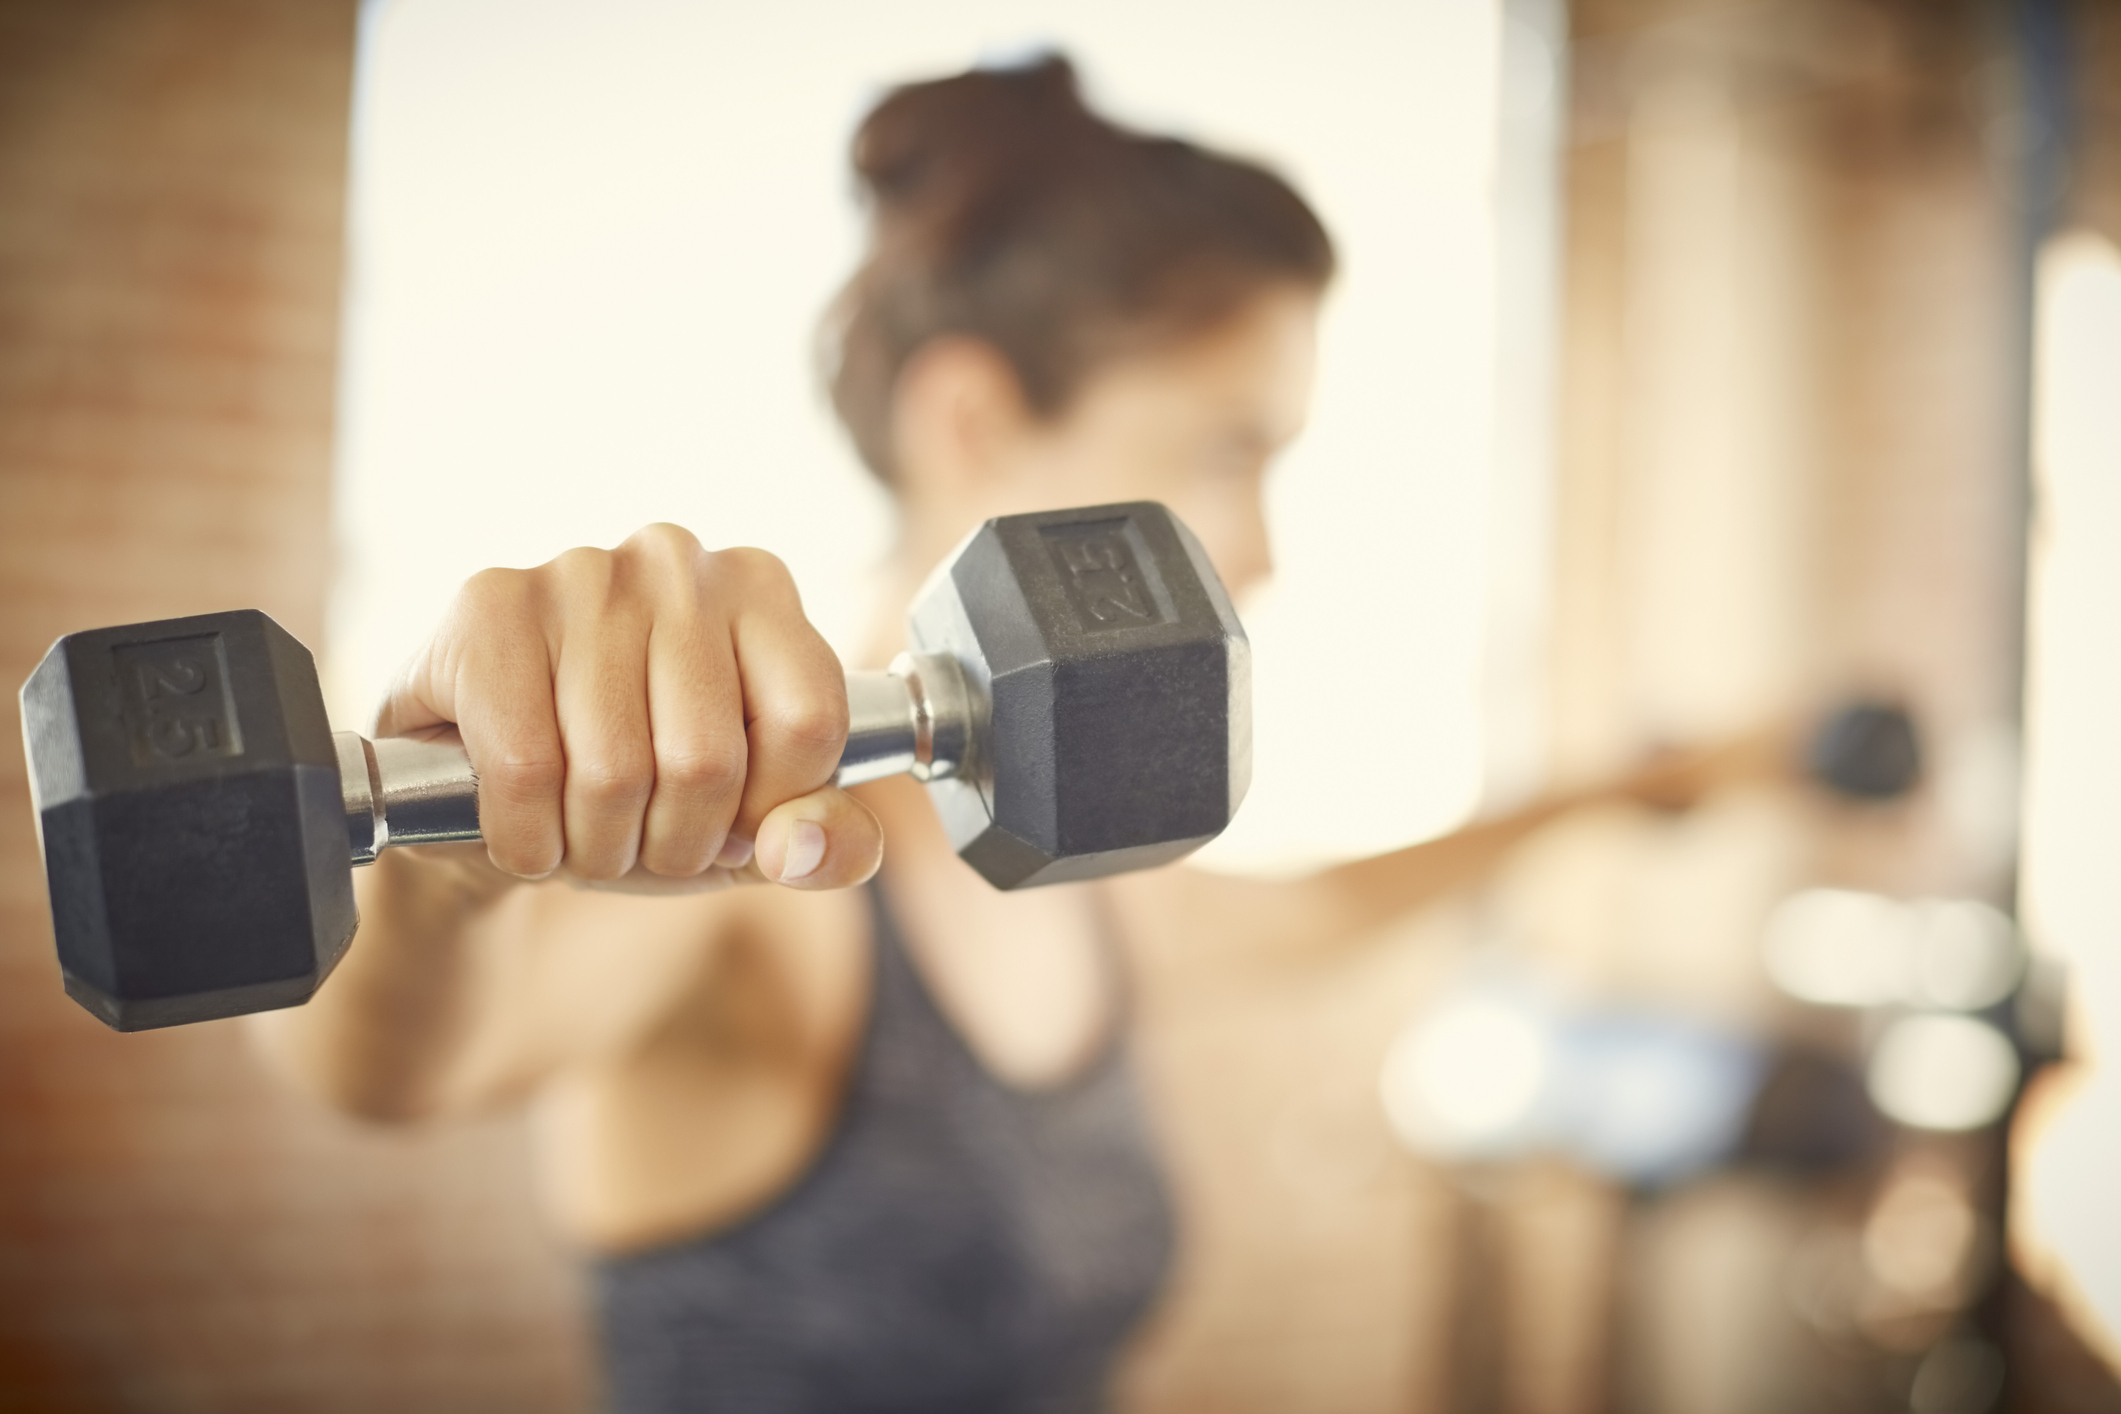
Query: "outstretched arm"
1117 725 1795 959
1314 726 1795 933
250 524 884 1123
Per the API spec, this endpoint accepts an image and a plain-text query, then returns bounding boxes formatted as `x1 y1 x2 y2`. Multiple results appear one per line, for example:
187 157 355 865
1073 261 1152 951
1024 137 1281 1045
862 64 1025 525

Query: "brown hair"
820 55 1336 483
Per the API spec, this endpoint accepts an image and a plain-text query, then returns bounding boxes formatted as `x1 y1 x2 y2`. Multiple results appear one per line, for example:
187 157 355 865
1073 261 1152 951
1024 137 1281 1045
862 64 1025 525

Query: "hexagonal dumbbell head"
907 502 1250 889
20 610 354 1031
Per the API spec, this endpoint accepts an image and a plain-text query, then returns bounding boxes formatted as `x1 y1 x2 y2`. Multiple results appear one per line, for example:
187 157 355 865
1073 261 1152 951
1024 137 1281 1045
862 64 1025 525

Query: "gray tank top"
594 886 1176 1414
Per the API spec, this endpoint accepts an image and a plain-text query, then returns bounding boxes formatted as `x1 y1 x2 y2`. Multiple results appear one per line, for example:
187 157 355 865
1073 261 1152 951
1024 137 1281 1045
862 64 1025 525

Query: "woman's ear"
888 337 1035 506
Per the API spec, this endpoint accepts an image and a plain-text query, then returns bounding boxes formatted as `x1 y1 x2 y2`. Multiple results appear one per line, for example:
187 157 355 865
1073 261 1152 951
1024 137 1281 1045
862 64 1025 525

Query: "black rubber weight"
20 611 356 1031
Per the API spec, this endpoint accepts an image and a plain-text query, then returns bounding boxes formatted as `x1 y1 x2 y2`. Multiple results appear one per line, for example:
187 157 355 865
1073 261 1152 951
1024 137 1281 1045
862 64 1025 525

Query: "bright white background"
333 0 1551 872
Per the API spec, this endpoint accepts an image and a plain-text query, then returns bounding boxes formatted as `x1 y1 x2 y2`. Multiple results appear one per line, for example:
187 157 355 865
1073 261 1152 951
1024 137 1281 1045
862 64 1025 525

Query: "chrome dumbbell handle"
335 651 976 865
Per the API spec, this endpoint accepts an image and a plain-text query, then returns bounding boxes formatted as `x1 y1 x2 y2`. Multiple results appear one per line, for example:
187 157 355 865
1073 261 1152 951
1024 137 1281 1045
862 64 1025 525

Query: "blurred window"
2020 229 2121 1351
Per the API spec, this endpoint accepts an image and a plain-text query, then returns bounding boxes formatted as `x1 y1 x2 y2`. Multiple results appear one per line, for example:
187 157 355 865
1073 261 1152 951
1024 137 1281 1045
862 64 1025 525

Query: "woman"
260 57 1763 1412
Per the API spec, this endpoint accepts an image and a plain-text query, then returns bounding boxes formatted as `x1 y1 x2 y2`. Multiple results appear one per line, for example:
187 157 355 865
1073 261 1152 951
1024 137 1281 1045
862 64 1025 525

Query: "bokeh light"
1762 889 2021 1013
1763 888 1917 1007
1865 1015 2020 1133
1863 1168 1979 1303
1380 993 1550 1162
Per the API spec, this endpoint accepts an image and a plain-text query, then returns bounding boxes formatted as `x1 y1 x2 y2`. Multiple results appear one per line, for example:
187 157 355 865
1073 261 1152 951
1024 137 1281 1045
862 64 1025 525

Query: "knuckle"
712 545 794 593
765 694 850 755
546 545 616 595
624 522 705 564
482 750 566 803
657 737 749 799
568 749 655 807
456 566 534 619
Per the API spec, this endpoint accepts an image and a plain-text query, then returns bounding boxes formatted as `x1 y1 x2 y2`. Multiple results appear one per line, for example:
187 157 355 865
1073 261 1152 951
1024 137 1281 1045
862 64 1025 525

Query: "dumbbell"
21 502 1248 1032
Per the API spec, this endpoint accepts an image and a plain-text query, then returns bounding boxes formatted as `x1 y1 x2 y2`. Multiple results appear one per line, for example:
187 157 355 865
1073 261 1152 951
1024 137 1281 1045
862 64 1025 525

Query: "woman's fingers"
718 549 852 851
562 785 883 895
382 526 869 889
396 568 570 877
637 535 750 877
549 561 658 880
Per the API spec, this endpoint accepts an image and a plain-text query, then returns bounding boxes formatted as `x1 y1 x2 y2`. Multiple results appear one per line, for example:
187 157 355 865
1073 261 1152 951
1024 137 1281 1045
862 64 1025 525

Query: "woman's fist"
376 524 883 891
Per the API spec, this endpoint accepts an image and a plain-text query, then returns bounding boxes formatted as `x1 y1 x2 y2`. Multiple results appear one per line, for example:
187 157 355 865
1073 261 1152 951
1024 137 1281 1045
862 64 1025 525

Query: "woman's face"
898 285 1321 601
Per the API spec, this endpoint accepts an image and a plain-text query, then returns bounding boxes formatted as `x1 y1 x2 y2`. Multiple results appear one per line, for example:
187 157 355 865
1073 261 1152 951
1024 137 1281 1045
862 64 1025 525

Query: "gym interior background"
1 0 2118 1409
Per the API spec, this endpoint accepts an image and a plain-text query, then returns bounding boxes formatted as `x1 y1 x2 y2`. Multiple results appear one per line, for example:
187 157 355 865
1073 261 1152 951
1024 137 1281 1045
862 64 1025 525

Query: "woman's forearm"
1118 789 1599 964
1303 728 1791 941
1130 736 1789 961
1309 787 1594 934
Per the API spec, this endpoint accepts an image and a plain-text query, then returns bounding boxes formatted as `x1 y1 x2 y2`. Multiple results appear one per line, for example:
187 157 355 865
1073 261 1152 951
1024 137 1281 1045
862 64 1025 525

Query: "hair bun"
854 55 1101 225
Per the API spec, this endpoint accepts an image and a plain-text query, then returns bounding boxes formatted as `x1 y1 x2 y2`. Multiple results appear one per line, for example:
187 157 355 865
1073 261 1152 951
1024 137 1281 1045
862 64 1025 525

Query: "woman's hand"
375 523 883 893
